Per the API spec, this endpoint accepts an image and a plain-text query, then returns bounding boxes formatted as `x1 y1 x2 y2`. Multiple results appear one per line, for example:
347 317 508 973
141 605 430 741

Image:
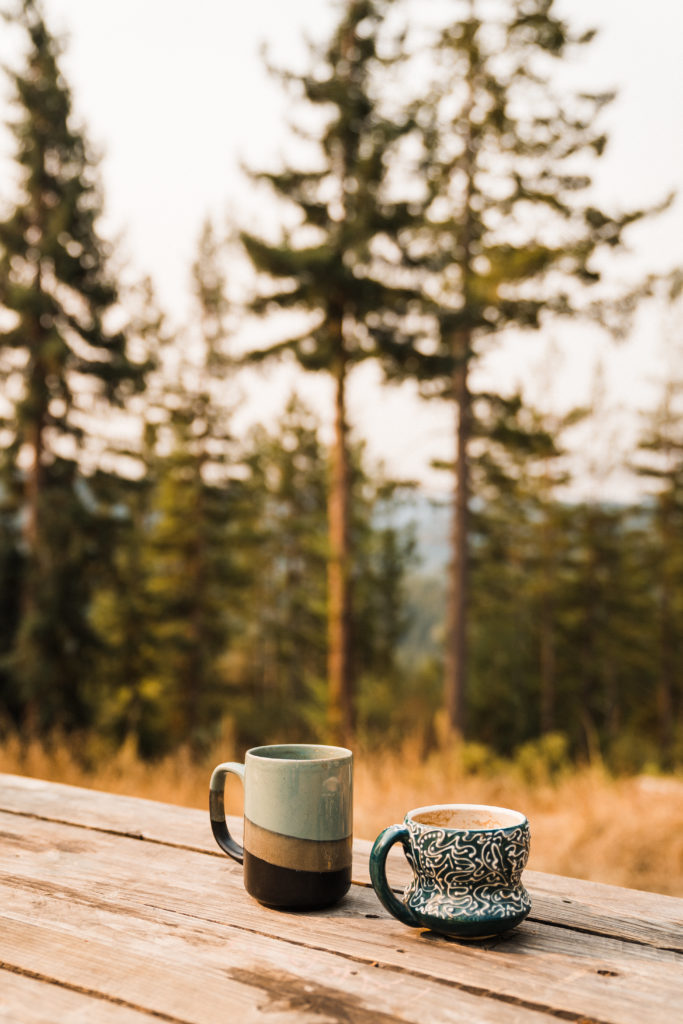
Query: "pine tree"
351 465 418 745
559 499 647 760
231 395 416 748
632 371 683 766
382 0 665 737
240 0 416 743
230 395 330 744
0 0 147 730
139 220 243 755
466 392 570 750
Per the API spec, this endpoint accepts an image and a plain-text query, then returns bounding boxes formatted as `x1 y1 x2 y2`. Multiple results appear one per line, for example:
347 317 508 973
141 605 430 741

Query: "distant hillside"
388 492 450 664
389 490 450 573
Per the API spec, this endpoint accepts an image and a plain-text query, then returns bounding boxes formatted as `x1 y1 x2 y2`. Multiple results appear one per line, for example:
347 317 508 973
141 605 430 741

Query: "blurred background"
0 0 681 893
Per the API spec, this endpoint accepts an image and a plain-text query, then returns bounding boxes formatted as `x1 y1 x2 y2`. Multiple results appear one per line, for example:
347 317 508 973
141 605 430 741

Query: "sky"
1 0 682 500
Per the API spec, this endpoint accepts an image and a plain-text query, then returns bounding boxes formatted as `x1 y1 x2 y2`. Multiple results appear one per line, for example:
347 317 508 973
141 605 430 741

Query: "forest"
0 0 681 781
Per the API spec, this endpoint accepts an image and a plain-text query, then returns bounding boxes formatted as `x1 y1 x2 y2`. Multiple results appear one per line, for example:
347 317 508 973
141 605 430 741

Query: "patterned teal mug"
369 803 531 938
210 744 353 909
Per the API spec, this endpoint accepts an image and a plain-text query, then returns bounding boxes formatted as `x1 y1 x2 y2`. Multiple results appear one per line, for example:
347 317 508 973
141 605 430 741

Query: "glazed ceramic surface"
210 744 353 909
369 803 531 938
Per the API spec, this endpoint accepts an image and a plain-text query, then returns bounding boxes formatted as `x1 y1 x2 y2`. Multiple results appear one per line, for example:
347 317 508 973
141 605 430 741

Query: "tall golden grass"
1 733 681 897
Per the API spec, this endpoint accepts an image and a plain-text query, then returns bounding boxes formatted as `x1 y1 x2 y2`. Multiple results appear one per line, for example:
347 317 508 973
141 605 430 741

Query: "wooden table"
1 773 681 1023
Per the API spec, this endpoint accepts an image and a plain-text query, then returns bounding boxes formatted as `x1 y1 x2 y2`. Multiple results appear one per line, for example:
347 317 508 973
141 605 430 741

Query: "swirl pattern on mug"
403 821 531 922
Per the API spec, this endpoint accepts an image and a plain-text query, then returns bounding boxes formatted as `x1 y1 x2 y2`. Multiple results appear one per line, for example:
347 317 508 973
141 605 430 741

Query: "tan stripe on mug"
244 818 352 873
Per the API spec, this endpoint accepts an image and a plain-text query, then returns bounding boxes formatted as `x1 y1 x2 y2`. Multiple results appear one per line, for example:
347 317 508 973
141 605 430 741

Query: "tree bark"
657 490 675 766
539 511 556 734
443 23 476 738
444 335 470 737
539 615 556 734
327 348 353 746
23 412 44 555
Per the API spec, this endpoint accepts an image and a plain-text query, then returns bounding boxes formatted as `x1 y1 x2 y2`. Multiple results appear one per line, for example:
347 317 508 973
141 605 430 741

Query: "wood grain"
1 801 681 1024
0 970 163 1024
1 772 680 953
0 829 560 1023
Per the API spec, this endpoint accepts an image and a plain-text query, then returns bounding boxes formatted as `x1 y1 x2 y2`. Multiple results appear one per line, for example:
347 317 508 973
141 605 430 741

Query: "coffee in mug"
210 744 353 909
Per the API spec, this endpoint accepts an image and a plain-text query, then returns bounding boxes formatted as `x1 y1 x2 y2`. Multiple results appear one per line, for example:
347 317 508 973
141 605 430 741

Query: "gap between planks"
0 960 190 1024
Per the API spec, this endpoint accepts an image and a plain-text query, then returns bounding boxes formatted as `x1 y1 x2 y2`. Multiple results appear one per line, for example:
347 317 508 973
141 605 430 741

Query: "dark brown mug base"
244 849 352 910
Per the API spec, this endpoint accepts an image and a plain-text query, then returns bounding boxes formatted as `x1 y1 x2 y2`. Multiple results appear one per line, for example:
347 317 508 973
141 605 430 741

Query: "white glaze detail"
403 820 531 923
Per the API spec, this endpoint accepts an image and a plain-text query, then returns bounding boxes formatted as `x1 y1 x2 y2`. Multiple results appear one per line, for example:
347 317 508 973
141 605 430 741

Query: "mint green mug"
210 744 353 909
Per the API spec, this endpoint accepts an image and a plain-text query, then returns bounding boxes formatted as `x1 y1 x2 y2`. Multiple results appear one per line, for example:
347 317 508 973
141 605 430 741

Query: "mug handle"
209 762 245 863
369 824 420 927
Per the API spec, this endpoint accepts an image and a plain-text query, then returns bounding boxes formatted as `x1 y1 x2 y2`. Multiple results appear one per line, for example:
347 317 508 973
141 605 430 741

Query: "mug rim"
246 743 353 764
406 803 528 833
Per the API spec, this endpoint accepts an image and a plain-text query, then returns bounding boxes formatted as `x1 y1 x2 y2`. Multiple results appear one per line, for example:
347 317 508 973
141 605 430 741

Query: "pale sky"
1 0 682 499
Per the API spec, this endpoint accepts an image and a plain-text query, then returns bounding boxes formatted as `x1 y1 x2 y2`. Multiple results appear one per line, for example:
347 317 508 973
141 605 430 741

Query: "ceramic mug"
369 803 531 938
210 744 353 909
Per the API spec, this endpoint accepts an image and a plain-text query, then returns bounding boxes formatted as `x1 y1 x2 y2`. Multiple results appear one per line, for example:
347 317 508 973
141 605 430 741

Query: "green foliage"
240 0 423 740
0 0 148 731
224 396 330 745
241 0 418 372
0 0 679 774
89 219 244 757
458 741 507 779
630 374 683 767
376 0 666 737
514 733 571 785
220 395 417 749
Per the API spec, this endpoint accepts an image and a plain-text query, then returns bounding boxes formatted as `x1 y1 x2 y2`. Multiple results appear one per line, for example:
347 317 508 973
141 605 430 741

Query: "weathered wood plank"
0 772 217 852
1 772 680 953
1 809 680 1024
0 868 561 1024
0 969 162 1024
1 916 286 1024
0 909 563 1024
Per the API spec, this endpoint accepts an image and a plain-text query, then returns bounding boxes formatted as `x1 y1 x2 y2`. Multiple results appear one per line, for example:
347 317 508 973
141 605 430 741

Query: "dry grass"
353 743 683 897
1 732 682 897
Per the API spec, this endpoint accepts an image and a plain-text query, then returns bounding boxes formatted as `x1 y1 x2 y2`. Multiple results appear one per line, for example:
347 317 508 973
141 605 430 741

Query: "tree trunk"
539 511 556 734
23 303 47 557
327 350 353 746
18 346 48 732
23 414 44 555
444 335 470 737
539 607 556 734
444 30 476 738
657 492 675 766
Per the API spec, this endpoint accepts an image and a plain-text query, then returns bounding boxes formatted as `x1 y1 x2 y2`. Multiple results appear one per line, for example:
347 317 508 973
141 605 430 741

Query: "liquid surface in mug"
411 806 525 830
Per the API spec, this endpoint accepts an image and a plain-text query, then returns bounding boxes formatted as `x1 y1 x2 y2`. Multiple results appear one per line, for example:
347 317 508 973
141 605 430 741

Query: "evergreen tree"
467 393 572 750
0 0 147 730
351 468 418 745
86 279 174 753
88 473 161 754
229 395 330 744
139 220 244 755
382 0 664 737
240 0 416 743
559 499 648 761
231 394 416 748
632 372 683 766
